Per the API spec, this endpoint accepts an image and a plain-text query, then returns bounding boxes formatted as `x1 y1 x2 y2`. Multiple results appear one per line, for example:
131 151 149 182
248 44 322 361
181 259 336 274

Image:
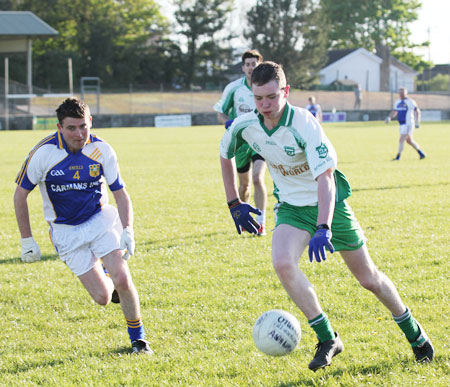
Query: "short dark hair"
242 49 263 64
251 61 286 88
56 98 90 124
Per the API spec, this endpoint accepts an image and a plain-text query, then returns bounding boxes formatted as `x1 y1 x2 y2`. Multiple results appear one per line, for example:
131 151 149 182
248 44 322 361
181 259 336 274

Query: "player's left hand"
385 116 391 124
415 122 420 129
308 229 334 263
120 226 135 260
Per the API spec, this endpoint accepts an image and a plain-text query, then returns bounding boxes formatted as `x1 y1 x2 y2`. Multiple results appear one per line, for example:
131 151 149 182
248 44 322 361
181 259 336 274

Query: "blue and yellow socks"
126 318 145 343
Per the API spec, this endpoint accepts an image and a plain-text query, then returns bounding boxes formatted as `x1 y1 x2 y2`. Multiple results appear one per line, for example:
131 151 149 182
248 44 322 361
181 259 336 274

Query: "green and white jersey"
213 77 255 119
220 103 351 206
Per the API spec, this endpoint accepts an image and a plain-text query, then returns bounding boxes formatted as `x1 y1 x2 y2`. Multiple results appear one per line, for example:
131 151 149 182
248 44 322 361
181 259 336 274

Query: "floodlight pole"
4 57 9 131
68 58 73 95
27 38 32 113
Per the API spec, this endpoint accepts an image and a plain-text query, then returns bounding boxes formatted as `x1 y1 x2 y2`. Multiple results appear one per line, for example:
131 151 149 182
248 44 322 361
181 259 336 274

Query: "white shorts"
50 204 123 276
399 123 414 135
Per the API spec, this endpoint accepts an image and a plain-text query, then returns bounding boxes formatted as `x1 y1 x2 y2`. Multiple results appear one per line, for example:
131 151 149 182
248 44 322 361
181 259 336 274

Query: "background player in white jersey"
14 98 152 355
214 49 267 235
220 62 433 371
385 87 426 160
306 96 322 122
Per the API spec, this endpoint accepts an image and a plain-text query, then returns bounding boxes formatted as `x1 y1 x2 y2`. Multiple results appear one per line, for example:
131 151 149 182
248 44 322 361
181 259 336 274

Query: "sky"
159 0 450 64
410 0 450 64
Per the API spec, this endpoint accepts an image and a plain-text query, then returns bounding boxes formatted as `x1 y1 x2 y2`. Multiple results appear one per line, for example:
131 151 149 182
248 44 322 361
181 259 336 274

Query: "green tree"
321 0 429 71
245 0 328 89
4 0 169 89
174 0 233 88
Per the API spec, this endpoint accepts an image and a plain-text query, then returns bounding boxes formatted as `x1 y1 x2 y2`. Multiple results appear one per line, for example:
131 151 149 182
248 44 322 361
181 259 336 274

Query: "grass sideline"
1 121 449 386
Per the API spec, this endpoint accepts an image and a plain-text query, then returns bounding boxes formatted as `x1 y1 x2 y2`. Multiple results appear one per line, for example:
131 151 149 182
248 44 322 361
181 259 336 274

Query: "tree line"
1 0 430 91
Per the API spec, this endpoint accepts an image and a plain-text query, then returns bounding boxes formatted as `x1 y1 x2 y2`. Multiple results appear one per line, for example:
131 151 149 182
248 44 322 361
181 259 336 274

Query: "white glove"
20 237 41 263
385 116 391 124
120 226 135 260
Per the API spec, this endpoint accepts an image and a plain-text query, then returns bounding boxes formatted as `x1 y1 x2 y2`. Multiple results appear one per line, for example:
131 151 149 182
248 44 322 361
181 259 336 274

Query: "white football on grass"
253 309 301 356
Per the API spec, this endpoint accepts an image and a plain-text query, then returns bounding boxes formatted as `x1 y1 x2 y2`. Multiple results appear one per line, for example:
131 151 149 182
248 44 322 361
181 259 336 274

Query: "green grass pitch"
0 121 449 386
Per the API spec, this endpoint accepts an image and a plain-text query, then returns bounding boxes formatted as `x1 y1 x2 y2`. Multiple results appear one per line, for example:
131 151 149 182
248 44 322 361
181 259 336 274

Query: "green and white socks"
309 313 335 343
393 307 424 347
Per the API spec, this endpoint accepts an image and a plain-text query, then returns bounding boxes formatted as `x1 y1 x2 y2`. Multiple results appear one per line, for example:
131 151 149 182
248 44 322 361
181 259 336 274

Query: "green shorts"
276 201 365 251
235 144 253 170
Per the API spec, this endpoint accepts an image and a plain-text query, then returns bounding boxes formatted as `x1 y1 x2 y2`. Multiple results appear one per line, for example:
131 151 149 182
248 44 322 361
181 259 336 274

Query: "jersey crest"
89 164 101 177
315 143 328 158
284 146 296 156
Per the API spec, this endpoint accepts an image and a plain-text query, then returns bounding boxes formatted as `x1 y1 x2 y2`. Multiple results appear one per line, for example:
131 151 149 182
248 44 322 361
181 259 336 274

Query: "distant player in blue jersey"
14 98 152 355
306 96 322 122
214 49 268 235
385 87 426 160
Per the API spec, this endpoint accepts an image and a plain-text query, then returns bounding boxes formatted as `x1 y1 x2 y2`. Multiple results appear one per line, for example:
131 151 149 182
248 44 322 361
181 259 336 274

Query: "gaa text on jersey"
50 169 65 176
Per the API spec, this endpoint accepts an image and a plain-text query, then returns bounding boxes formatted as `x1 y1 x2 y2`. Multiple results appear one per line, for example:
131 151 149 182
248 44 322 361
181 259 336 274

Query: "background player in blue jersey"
214 49 268 235
306 96 322 122
385 87 426 160
13 98 152 355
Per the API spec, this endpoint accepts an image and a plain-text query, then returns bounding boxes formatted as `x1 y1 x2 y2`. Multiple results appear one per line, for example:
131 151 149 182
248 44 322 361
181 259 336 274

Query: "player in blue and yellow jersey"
14 98 152 355
220 62 434 371
385 87 426 160
214 49 268 235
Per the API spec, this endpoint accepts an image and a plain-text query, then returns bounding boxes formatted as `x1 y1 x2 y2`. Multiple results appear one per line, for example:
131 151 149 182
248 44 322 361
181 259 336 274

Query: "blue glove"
225 119 234 129
228 199 261 234
308 228 335 263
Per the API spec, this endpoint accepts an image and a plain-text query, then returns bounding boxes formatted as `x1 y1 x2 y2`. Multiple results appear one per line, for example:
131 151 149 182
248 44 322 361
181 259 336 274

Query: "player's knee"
272 253 296 279
111 271 133 293
252 174 264 188
93 291 111 306
358 271 382 293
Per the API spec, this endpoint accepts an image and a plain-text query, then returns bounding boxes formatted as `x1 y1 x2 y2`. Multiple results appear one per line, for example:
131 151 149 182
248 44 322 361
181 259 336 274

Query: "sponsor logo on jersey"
50 169 65 176
89 164 100 177
266 140 276 145
69 165 84 170
253 142 261 152
315 143 328 158
238 104 252 114
270 162 309 176
284 146 295 156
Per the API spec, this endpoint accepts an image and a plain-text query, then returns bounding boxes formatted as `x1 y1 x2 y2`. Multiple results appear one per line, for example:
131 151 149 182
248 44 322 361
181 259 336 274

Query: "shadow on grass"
4 359 66 375
140 231 237 248
0 253 58 265
108 346 135 356
353 181 450 193
277 359 404 387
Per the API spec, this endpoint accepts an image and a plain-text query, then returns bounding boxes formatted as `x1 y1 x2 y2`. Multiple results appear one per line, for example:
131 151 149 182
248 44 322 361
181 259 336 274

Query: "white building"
319 48 418 92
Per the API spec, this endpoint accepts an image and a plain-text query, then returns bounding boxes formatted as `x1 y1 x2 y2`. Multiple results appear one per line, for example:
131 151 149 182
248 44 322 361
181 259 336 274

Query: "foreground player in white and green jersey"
214 49 267 235
220 62 434 371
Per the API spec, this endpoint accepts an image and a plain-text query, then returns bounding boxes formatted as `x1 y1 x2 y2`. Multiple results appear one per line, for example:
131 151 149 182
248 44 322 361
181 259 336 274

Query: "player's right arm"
217 112 229 125
14 186 32 238
219 125 260 234
214 79 240 126
14 186 41 262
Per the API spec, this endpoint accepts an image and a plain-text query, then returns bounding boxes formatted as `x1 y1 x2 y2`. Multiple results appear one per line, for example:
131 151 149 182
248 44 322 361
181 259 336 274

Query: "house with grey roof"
319 47 418 92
